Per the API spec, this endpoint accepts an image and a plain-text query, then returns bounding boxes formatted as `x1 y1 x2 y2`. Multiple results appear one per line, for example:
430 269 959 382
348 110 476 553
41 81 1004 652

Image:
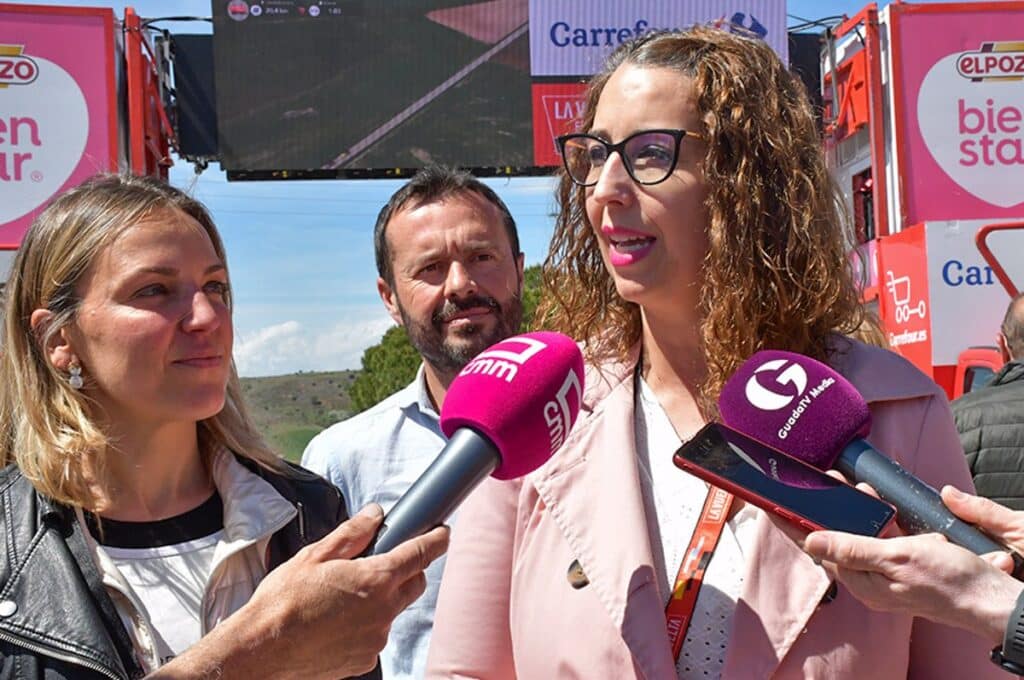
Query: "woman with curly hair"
426 26 998 678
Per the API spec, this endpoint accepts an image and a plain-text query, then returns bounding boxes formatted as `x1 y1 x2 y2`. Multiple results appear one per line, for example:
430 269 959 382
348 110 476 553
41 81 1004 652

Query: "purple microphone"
718 350 1021 567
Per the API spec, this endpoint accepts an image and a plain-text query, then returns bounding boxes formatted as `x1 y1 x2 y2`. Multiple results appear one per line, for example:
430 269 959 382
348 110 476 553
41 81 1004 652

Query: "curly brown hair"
536 26 869 409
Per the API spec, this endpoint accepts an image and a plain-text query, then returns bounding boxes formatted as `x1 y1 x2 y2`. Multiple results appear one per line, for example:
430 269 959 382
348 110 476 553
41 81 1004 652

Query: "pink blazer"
426 339 1006 679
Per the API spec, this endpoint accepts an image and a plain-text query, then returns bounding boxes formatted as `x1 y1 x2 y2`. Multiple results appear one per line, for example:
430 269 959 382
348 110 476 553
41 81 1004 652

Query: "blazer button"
819 581 839 605
567 559 590 589
0 600 17 617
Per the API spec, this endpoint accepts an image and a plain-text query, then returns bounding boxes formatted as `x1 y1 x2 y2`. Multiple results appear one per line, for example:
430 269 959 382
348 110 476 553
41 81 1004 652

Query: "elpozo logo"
0 42 89 225
744 359 807 411
0 45 39 88
956 41 1024 81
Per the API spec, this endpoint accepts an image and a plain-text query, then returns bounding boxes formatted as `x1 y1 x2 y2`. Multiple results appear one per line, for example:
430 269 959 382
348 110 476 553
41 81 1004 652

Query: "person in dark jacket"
954 292 1024 510
0 174 448 679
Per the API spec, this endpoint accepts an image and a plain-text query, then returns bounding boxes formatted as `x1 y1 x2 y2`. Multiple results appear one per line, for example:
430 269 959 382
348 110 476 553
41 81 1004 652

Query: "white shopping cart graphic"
886 270 927 323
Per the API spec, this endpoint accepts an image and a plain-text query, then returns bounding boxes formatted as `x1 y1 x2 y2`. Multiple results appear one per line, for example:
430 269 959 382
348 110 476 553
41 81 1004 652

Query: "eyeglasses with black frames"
556 129 705 187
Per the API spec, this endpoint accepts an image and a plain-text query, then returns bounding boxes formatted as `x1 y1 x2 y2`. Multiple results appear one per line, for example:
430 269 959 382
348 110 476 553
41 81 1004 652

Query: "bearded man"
302 165 524 680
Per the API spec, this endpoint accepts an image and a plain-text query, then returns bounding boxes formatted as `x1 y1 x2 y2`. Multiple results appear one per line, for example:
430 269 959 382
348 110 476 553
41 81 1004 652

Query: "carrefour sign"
528 0 788 77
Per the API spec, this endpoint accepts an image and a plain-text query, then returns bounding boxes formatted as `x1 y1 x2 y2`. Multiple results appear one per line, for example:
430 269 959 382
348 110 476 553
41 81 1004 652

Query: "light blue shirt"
301 366 447 680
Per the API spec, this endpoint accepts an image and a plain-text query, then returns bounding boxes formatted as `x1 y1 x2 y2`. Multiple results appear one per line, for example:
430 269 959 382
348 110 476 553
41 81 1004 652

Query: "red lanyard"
664 485 734 663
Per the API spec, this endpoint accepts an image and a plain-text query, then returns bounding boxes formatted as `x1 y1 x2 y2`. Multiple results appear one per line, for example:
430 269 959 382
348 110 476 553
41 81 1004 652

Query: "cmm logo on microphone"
744 359 807 411
459 335 548 383
543 370 582 453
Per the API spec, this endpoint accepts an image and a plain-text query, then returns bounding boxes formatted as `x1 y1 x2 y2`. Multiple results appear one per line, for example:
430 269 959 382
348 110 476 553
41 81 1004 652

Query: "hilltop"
240 370 359 462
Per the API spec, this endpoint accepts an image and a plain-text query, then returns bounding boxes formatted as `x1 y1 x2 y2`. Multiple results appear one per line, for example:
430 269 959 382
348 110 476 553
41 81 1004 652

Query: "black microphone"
368 332 584 555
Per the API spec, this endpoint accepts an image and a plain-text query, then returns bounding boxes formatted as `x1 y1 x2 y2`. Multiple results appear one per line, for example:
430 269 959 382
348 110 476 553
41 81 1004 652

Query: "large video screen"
212 0 788 180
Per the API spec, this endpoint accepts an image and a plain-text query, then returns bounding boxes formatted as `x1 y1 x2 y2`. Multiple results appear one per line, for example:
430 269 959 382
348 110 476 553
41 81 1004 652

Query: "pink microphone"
718 349 1019 566
369 331 584 554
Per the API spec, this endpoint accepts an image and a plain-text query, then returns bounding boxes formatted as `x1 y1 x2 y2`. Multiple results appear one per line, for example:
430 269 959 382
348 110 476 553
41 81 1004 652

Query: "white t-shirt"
635 377 759 679
85 492 224 667
103 532 222 665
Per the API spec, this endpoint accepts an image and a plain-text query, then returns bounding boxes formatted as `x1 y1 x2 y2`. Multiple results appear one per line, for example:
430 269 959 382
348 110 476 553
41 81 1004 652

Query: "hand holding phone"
674 423 896 536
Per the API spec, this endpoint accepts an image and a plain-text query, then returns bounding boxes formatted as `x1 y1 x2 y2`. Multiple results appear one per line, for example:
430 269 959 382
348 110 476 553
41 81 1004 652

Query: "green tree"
349 325 422 412
521 264 542 328
349 264 543 413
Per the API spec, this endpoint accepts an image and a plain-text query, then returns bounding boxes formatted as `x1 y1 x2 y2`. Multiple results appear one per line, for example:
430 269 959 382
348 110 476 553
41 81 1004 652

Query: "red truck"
822 1 1024 399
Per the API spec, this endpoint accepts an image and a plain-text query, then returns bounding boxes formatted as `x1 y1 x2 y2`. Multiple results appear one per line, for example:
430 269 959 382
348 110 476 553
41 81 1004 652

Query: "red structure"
823 2 1024 398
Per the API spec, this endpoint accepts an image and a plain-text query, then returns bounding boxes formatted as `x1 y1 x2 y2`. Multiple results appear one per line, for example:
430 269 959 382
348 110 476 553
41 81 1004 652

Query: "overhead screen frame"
224 164 557 183
209 0 798 181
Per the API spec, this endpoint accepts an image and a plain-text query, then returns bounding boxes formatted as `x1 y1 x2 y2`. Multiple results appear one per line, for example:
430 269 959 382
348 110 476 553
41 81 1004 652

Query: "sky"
5 0 985 376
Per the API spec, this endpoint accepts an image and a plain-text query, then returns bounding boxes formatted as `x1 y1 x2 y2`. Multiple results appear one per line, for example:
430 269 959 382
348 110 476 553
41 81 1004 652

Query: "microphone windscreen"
440 331 585 480
717 350 871 469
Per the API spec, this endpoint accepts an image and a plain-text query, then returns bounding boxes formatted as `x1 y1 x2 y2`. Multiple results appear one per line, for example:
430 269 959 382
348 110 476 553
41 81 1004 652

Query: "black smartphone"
673 423 896 536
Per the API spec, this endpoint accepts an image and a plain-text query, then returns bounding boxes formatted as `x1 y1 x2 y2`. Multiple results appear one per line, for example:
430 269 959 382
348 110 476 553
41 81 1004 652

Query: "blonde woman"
0 174 447 680
427 27 999 678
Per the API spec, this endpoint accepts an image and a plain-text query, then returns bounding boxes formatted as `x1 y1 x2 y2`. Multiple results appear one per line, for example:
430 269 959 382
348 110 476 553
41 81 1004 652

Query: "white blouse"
635 376 759 679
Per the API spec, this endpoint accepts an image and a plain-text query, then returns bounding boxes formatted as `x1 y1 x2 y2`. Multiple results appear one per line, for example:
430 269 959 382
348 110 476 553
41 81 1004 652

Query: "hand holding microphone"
368 331 584 555
717 349 1024 574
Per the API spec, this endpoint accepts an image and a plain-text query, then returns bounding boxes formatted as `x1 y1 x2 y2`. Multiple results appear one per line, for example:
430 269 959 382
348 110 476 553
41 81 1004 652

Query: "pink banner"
0 5 117 248
893 4 1024 224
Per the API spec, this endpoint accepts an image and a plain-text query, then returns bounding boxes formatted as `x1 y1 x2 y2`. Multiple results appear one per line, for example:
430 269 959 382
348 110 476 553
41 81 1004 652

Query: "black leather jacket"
0 457 365 679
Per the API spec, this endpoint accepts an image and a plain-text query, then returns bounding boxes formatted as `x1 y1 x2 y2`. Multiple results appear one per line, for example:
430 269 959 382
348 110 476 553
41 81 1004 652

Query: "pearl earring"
68 362 84 390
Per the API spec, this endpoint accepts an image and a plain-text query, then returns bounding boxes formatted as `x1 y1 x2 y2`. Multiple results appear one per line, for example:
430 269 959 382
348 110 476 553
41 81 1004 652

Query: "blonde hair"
0 174 285 508
537 26 872 412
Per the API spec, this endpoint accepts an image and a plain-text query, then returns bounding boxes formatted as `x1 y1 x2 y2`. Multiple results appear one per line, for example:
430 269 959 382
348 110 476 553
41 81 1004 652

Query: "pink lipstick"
602 226 656 266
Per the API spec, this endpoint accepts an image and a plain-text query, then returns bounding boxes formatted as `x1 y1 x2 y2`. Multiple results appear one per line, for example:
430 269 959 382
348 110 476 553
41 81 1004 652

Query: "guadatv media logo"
744 359 807 411
744 357 838 440
0 43 88 225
